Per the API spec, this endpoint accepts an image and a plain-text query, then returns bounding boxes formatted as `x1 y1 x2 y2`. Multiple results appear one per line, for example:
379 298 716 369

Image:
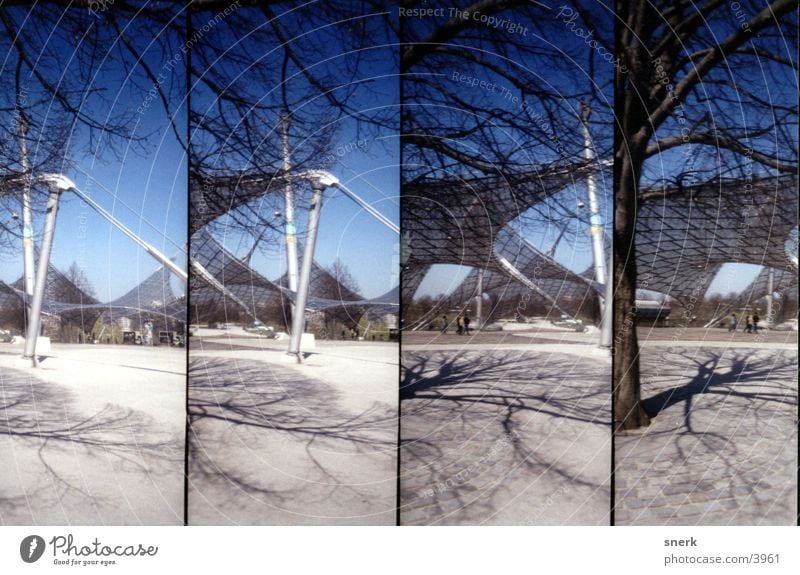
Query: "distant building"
634 300 672 326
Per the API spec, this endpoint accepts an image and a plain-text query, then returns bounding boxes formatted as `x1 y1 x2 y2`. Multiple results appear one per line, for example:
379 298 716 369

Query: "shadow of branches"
643 349 797 420
187 356 396 522
0 367 181 523
615 347 797 526
639 348 797 464
400 350 610 525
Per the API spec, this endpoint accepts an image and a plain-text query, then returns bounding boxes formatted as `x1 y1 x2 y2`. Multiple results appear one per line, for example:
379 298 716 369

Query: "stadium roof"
635 173 798 306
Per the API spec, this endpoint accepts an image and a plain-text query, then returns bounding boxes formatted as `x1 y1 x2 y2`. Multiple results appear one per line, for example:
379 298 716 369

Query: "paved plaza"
400 333 611 525
615 329 797 525
0 344 185 525
188 331 398 525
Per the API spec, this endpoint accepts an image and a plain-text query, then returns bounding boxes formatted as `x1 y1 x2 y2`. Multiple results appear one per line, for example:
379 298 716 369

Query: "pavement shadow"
187 356 396 520
400 350 610 524
615 348 797 525
642 349 797 426
402 349 608 426
0 367 181 521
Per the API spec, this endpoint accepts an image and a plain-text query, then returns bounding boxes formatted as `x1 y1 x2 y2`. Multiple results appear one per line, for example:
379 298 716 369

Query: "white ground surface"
400 342 611 525
188 334 398 525
0 344 185 525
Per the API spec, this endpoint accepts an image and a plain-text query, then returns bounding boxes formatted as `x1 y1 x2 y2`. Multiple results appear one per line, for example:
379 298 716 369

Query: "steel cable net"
635 173 799 307
0 260 184 340
190 227 398 326
408 228 602 329
402 162 606 320
702 265 798 327
403 163 592 266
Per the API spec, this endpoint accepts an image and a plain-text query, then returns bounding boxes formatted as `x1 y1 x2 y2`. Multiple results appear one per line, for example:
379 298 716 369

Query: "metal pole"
297 171 398 233
545 221 570 259
580 102 607 291
334 182 400 234
23 187 62 365
287 183 325 362
282 117 299 298
766 267 774 328
69 185 187 283
496 254 571 317
19 118 35 301
475 268 484 329
600 253 613 348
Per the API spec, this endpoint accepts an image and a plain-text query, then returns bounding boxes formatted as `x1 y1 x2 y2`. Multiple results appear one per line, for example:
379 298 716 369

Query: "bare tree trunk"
613 148 650 431
613 0 652 431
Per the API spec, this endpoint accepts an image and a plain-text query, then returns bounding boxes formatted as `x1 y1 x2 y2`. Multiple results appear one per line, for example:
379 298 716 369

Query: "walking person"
456 315 464 335
744 314 753 333
440 315 449 334
463 315 471 334
728 313 737 332
752 313 760 333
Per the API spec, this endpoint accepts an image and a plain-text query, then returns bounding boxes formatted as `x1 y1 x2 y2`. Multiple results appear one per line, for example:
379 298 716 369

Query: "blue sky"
212 140 399 299
0 7 187 300
407 2 613 300
191 4 398 299
406 1 788 303
1 137 187 301
1 3 784 306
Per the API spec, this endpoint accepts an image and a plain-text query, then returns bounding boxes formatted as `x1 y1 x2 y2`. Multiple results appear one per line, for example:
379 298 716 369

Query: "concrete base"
35 336 52 354
274 331 317 351
0 344 185 525
400 348 610 525
15 336 52 363
189 340 398 525
278 334 316 363
298 333 315 350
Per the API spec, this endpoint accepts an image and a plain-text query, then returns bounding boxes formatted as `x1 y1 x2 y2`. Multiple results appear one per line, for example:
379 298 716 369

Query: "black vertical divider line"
395 4 403 528
183 2 192 528
610 0 619 528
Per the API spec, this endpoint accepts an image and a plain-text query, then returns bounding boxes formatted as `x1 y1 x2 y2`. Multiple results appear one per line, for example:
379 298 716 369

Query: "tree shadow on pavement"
187 356 396 523
643 349 797 421
400 350 610 525
0 367 181 524
615 348 797 526
639 349 797 461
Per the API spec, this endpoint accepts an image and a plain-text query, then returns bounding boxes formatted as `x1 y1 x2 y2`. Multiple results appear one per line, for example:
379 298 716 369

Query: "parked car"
243 320 276 338
551 314 588 332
